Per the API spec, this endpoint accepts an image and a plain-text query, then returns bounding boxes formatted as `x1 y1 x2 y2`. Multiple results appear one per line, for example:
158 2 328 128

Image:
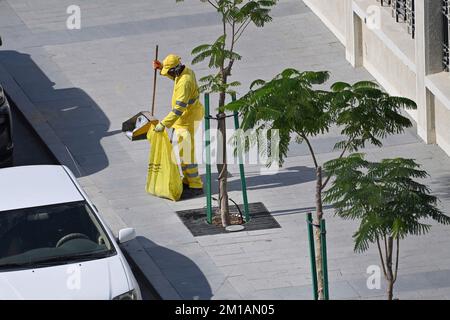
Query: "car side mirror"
118 228 136 244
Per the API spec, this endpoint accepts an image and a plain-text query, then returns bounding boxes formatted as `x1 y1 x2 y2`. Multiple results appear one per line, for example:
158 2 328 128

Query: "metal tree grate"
176 202 281 237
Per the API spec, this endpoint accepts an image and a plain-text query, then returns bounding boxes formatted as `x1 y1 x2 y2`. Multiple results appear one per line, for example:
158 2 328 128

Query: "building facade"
303 0 450 155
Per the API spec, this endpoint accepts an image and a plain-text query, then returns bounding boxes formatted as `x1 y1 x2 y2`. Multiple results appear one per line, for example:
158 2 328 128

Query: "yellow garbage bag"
146 123 183 201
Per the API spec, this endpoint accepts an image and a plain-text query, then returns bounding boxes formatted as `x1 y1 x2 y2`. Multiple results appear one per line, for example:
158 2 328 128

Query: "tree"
176 0 279 227
323 153 450 300
225 68 417 299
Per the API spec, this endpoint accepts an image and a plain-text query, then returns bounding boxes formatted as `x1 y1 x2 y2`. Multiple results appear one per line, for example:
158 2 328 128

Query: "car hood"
0 255 131 300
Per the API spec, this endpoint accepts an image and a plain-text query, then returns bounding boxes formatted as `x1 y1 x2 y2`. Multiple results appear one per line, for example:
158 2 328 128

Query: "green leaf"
228 81 241 87
191 44 212 55
192 49 213 65
352 81 380 90
301 71 330 84
331 82 351 92
324 154 449 253
281 68 301 78
250 79 266 89
223 68 333 166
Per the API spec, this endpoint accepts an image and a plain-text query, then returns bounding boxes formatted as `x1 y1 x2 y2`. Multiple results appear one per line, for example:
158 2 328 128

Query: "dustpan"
122 111 159 141
122 45 160 141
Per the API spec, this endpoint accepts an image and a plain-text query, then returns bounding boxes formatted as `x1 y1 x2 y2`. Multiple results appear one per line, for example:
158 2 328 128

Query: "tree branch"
384 235 389 276
223 16 226 41
234 19 252 44
223 60 235 77
393 237 400 282
321 139 351 190
220 15 226 74
234 17 250 37
386 236 394 281
207 0 219 10
302 134 319 169
376 235 388 277
223 19 237 78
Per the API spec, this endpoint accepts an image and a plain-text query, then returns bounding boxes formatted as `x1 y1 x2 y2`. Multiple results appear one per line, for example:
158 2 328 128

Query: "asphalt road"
7 97 157 300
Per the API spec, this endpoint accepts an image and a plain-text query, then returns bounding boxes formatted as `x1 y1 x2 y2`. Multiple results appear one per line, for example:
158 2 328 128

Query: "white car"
0 165 142 300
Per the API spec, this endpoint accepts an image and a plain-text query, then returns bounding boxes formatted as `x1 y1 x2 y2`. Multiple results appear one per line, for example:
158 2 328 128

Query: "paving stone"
255 285 313 300
226 276 255 298
212 280 242 300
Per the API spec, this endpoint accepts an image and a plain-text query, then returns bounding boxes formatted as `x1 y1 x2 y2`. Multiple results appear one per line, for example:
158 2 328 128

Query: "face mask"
168 64 185 78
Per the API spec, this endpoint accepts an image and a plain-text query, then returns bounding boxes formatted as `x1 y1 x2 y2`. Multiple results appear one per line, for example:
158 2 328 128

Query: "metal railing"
405 0 415 38
377 0 415 39
377 0 448 71
444 0 450 71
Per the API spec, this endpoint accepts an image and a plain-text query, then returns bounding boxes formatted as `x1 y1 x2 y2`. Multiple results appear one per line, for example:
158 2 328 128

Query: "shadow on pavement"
431 175 450 201
137 237 213 300
270 205 334 216
8 97 58 166
204 165 317 192
0 50 115 177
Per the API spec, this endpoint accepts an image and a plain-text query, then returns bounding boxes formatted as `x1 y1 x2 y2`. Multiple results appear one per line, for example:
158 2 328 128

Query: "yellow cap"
161 54 181 77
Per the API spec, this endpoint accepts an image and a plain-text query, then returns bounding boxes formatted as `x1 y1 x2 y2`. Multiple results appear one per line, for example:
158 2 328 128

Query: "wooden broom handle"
151 45 159 116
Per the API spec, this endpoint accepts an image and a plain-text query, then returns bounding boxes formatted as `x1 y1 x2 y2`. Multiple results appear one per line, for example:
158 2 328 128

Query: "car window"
0 201 116 270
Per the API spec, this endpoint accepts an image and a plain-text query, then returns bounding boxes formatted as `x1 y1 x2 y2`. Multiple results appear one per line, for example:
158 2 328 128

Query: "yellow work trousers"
174 125 203 189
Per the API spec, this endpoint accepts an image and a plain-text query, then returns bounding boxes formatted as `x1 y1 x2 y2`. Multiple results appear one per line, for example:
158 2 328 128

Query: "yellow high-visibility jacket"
161 67 204 129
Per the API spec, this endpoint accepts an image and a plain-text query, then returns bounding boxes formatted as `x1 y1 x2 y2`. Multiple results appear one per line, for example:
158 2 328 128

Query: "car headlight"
113 289 137 300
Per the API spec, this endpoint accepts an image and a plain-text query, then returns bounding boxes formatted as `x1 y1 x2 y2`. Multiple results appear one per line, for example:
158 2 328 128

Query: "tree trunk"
387 279 394 300
314 166 325 300
385 236 395 300
217 91 230 227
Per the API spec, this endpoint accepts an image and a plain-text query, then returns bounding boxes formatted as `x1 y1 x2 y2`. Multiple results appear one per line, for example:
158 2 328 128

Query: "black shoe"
190 188 204 196
180 187 204 200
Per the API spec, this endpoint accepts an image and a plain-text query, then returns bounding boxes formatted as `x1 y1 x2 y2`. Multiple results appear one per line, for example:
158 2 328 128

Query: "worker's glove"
153 60 162 70
154 123 165 132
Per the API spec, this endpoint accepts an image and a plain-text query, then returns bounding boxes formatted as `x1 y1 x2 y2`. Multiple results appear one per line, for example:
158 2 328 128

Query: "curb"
121 238 182 300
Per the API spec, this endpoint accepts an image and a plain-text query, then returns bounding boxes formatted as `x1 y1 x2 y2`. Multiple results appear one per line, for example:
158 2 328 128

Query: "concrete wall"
302 0 346 44
435 98 450 155
361 22 418 121
303 0 450 158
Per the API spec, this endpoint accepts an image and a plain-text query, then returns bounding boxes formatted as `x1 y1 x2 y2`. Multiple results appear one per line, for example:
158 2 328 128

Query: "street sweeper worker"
153 54 204 196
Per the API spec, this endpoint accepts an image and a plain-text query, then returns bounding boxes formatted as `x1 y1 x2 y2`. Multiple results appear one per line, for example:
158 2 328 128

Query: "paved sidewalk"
1 0 450 299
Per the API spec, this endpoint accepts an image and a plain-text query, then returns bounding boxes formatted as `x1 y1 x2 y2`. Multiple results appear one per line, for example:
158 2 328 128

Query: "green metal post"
232 93 250 223
320 219 329 300
204 93 213 224
307 212 319 300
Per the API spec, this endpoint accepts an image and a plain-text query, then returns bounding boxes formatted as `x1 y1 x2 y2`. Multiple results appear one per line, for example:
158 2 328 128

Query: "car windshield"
0 201 115 271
